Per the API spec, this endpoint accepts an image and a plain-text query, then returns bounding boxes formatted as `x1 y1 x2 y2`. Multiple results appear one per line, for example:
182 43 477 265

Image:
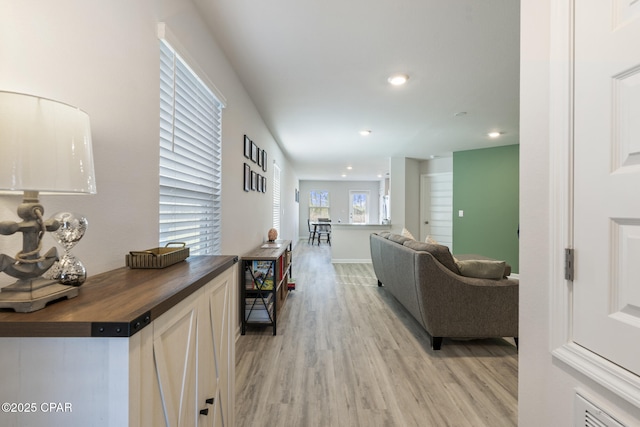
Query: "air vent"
575 393 626 427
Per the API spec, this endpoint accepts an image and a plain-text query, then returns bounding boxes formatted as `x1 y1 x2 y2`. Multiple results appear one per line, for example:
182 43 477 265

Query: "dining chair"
316 218 331 245
307 219 316 244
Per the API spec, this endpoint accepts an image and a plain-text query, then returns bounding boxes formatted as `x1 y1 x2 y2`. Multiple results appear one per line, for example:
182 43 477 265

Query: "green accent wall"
453 145 519 273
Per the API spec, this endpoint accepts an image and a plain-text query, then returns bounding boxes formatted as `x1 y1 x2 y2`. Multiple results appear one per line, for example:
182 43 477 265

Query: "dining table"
310 221 332 245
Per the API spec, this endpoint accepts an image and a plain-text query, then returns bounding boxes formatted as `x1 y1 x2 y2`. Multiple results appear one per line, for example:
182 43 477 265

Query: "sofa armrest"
414 251 519 338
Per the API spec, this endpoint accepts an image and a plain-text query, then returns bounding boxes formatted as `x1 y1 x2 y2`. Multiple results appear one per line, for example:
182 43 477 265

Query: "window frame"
158 39 224 255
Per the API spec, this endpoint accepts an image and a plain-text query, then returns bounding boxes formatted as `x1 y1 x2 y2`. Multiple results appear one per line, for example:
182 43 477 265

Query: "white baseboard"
331 259 372 264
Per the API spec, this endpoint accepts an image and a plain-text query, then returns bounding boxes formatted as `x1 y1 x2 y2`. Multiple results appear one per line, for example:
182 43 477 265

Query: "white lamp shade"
0 91 96 195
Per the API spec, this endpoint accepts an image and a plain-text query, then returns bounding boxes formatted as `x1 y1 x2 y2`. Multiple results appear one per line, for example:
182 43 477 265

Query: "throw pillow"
425 235 438 244
455 259 506 280
401 227 415 240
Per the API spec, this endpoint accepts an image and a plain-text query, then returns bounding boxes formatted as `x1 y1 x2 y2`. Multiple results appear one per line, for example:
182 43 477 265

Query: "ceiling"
195 0 520 181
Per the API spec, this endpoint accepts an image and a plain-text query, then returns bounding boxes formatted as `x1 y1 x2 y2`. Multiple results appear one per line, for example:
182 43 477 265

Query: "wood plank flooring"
235 243 518 427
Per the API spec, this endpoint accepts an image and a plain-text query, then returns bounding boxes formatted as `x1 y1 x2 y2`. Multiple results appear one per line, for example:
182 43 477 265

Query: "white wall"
389 157 421 236
0 0 299 288
520 1 640 425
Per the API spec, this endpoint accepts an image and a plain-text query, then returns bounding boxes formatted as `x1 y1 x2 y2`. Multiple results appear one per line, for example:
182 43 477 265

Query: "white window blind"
273 162 281 233
159 40 223 255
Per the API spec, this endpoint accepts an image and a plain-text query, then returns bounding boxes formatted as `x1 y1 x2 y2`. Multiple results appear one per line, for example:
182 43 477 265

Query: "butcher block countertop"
0 255 238 338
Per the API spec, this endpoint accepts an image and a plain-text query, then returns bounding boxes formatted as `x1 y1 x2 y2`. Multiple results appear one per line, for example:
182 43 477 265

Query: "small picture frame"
262 176 267 193
251 141 258 163
251 170 257 191
256 173 262 192
243 163 250 192
261 150 267 172
244 135 251 159
257 148 263 168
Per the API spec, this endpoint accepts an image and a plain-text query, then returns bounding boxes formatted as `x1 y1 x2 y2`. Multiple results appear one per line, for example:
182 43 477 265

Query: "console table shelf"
241 240 292 335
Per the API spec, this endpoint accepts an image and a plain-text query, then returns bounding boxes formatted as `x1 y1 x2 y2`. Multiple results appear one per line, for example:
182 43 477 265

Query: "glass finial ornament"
45 212 88 286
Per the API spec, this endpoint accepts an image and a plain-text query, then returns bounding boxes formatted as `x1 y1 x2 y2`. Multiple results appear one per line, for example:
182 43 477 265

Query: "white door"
420 174 453 249
573 0 640 376
349 190 369 224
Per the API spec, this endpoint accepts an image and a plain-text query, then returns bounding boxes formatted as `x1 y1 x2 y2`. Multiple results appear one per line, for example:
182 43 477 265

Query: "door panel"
420 174 453 249
153 294 199 427
573 0 640 376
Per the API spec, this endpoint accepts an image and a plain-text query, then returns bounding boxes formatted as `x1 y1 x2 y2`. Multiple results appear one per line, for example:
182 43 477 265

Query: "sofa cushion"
402 240 460 274
455 259 506 280
387 233 413 245
377 231 391 239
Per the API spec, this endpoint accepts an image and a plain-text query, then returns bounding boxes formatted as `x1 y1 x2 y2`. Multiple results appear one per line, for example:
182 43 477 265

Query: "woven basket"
126 242 190 269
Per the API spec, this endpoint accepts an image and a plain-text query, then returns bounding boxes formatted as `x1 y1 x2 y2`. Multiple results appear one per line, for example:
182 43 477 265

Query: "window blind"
159 40 223 255
273 162 281 233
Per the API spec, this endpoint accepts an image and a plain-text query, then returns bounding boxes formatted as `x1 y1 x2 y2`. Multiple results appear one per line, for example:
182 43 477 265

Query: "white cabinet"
141 266 235 427
0 256 237 427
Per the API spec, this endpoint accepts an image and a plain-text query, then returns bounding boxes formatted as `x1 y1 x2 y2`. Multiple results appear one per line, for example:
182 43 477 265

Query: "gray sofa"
370 232 518 350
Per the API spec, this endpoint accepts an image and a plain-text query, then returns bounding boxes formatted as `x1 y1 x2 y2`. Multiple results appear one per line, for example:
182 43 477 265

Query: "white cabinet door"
152 289 200 427
145 266 236 427
198 268 234 427
573 0 640 376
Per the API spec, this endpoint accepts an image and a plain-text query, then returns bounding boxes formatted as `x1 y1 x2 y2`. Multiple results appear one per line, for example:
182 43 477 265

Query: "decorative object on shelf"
126 242 189 269
268 228 278 242
0 91 96 312
44 212 89 286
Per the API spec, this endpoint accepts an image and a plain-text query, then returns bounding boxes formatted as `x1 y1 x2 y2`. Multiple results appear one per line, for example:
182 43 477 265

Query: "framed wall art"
244 135 251 159
244 163 251 192
251 141 258 163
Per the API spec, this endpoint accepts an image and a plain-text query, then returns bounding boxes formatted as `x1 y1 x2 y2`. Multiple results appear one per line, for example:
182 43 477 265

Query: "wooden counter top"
0 255 238 338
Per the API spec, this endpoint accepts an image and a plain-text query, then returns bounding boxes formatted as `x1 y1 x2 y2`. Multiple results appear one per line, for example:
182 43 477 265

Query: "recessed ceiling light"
346 166 353 170
359 130 372 136
388 74 409 86
488 131 504 138
341 174 347 178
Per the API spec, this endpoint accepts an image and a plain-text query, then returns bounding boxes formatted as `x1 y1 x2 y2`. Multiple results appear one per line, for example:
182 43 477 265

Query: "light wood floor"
235 243 518 427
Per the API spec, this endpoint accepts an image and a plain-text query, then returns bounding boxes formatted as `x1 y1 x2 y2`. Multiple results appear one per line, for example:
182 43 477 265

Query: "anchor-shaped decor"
0 193 79 312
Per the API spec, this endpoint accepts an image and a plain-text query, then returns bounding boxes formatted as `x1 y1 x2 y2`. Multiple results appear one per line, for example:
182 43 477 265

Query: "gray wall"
298 180 382 238
0 0 300 288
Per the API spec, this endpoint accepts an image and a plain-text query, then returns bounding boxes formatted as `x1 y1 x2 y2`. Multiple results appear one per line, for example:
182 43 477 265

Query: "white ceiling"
195 0 520 181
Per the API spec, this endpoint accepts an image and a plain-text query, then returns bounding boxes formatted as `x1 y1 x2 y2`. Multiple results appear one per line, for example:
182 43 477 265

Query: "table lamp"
0 91 96 312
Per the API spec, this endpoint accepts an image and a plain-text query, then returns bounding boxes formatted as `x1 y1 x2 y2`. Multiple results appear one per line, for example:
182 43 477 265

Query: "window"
349 190 370 224
159 40 223 255
273 162 281 233
309 190 330 221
